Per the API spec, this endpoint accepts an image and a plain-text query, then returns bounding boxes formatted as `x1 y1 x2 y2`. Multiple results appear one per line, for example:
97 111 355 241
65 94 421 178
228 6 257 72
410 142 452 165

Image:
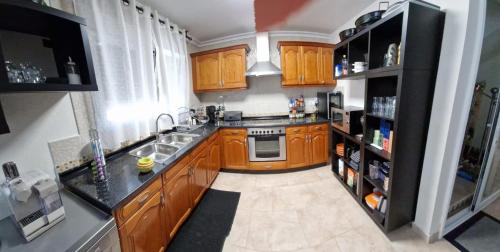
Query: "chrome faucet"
155 113 175 140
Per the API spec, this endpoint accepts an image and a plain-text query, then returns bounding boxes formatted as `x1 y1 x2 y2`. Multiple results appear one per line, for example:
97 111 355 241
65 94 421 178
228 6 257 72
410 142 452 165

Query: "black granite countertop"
61 117 329 213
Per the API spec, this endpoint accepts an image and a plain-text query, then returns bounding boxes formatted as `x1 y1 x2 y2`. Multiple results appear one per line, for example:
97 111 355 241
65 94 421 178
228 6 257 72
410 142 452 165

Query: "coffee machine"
2 162 65 241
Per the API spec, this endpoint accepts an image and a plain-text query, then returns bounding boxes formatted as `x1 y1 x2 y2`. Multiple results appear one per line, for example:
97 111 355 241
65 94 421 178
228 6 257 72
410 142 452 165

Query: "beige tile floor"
211 165 459 252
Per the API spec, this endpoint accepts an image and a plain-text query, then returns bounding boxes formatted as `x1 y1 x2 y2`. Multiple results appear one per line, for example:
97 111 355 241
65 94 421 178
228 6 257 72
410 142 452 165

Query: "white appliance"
2 162 65 241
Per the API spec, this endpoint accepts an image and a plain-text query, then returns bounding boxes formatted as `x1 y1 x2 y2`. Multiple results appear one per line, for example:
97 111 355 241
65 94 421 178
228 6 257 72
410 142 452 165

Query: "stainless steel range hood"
246 32 281 77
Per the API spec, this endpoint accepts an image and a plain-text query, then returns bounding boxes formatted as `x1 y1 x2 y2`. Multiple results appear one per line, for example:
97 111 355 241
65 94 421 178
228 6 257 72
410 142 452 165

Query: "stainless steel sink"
129 143 179 163
156 133 200 147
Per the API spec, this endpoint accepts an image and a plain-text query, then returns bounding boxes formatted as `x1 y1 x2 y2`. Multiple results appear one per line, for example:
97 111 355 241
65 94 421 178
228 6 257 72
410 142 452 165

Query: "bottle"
341 55 349 75
65 57 82 84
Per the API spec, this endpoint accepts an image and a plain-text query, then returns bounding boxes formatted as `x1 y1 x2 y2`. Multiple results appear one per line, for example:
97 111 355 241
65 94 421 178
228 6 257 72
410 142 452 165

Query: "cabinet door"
222 135 248 169
119 192 166 252
280 45 302 86
195 53 221 91
320 47 335 85
310 131 329 165
301 46 321 85
208 141 221 184
286 133 309 168
164 164 192 239
190 149 209 205
221 49 247 89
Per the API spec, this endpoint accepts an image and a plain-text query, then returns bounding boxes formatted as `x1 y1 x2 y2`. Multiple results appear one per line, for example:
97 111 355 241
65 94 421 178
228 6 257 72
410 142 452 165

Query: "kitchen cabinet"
194 53 221 91
221 129 248 169
163 157 192 239
191 44 250 92
278 42 335 86
286 123 329 167
207 135 221 184
190 148 209 205
280 45 302 85
321 47 335 85
118 191 167 252
286 132 309 168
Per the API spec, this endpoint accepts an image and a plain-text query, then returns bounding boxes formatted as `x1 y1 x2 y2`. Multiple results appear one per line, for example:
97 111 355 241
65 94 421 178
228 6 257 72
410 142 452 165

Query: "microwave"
317 92 343 119
331 106 363 135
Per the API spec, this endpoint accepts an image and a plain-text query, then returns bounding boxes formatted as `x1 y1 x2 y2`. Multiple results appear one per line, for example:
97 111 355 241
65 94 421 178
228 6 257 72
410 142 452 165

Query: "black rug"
444 212 500 252
167 189 241 252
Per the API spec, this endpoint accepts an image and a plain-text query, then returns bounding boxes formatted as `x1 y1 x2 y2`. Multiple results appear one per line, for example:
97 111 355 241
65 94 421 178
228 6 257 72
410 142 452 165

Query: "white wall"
189 33 346 116
330 0 481 240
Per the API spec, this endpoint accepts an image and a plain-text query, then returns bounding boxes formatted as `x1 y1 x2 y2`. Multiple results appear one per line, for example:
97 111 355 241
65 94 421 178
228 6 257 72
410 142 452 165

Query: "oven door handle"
247 134 286 138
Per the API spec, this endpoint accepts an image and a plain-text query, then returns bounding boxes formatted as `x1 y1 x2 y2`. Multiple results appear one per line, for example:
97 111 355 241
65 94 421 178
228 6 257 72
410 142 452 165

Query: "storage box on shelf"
331 1 444 233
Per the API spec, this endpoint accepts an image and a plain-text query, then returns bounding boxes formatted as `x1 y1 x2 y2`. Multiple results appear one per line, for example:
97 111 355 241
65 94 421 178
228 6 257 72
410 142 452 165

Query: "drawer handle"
293 129 300 133
264 165 272 168
315 126 321 130
231 132 238 135
137 191 151 205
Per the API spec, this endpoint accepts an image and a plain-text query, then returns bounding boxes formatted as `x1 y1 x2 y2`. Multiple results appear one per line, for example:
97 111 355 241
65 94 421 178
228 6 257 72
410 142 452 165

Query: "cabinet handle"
160 193 165 206
137 191 150 205
222 80 224 87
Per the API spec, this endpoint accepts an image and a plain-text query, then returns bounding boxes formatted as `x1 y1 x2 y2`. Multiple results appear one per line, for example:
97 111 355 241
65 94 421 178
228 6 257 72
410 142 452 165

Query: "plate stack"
352 62 367 73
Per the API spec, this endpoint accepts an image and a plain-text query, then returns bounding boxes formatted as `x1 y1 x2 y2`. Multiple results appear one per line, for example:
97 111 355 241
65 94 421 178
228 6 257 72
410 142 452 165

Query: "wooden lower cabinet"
190 147 210 205
286 133 309 168
208 139 221 184
221 129 248 169
310 131 328 165
164 162 192 239
118 191 167 252
286 124 329 168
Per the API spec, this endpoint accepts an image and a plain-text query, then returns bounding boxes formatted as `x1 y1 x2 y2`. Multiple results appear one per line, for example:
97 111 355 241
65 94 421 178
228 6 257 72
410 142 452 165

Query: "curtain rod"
121 0 192 41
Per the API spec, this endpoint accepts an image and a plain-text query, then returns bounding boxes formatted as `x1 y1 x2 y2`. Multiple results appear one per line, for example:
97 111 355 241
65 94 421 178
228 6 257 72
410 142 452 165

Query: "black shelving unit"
0 0 98 134
331 1 444 233
0 0 97 92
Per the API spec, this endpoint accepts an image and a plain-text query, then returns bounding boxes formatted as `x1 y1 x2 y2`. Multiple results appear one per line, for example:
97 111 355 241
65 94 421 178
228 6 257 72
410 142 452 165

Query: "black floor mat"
167 189 241 252
445 212 500 252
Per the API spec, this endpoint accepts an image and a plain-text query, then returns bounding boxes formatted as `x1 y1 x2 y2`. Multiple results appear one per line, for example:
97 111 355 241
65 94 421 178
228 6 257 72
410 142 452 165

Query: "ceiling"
142 0 376 42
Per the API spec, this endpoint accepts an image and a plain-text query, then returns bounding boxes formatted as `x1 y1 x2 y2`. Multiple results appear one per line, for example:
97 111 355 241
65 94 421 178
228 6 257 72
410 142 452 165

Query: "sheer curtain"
74 0 188 150
153 12 190 122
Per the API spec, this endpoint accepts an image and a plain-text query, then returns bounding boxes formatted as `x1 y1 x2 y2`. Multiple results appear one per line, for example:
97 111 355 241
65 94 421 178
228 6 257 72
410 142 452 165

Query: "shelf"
342 157 360 171
0 83 97 92
360 200 386 230
366 113 394 122
365 143 391 160
333 171 358 199
364 176 387 196
332 127 363 145
335 71 366 80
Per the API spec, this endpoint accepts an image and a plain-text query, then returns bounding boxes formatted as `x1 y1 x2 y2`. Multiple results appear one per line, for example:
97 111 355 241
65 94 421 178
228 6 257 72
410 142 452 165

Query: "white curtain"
152 12 190 120
74 0 189 150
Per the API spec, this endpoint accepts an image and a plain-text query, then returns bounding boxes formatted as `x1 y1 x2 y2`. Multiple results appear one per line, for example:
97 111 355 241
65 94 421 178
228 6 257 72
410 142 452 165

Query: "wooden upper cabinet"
191 44 249 93
221 48 247 89
280 45 302 86
320 47 335 85
195 53 221 90
278 41 335 86
119 192 167 252
301 46 321 85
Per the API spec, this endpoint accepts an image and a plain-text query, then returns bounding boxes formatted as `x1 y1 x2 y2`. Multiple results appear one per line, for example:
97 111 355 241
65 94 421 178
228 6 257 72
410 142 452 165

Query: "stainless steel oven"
247 127 286 162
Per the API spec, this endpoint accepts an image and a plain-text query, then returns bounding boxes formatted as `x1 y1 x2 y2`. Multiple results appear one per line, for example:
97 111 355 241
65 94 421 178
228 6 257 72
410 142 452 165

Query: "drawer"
308 123 328 133
163 154 191 184
248 161 286 170
220 128 247 136
286 126 307 135
115 177 162 225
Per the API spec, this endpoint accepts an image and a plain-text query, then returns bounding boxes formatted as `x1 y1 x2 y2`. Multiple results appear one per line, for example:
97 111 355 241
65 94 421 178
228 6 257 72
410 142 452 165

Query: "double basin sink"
129 133 200 164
